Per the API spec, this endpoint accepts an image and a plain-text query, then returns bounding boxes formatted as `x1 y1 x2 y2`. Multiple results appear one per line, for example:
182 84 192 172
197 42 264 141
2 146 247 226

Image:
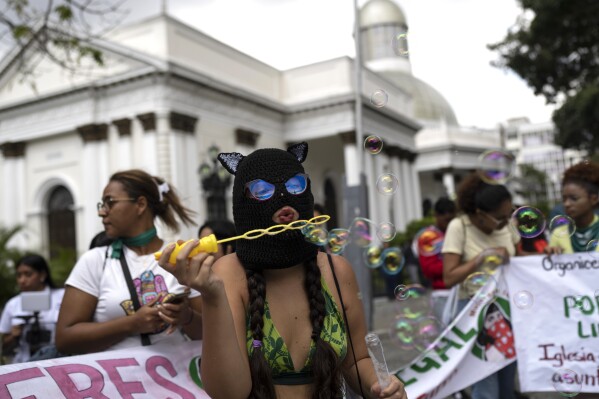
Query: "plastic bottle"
365 332 390 389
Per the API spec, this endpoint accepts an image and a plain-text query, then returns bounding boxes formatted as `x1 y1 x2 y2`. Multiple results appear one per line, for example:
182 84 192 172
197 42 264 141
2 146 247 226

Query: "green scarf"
571 215 599 253
110 227 157 259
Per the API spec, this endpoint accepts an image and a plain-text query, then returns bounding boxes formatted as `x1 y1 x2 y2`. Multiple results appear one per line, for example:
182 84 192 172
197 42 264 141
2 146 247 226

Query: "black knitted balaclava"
218 142 318 270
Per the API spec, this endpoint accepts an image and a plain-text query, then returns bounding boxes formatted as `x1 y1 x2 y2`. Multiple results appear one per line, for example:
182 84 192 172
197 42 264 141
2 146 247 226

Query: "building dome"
382 71 459 125
360 0 407 29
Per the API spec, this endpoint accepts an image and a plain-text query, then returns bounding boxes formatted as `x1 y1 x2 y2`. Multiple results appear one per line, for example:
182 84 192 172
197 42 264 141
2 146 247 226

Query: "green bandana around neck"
110 227 158 259
571 215 599 253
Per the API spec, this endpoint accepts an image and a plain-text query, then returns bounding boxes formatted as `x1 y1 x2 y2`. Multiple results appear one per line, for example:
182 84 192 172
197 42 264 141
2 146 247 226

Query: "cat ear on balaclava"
217 152 245 175
287 142 308 164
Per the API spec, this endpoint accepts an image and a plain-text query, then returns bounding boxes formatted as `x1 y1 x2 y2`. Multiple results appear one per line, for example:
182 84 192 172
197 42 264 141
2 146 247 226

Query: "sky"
1 0 556 129
151 0 555 129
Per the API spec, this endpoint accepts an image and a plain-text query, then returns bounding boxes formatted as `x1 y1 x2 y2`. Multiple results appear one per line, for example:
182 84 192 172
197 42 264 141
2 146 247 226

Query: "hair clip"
252 339 262 348
157 181 170 201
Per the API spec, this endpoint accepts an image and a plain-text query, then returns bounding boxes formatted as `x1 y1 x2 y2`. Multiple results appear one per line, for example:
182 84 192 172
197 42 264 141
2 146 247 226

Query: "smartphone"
162 292 190 305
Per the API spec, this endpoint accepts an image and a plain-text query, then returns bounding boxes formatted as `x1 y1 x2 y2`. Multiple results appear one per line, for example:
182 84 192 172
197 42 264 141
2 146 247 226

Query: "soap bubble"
478 150 515 184
370 89 388 108
394 284 408 300
475 248 506 275
464 272 495 298
392 33 409 56
414 227 443 257
363 244 384 268
301 224 328 246
377 222 396 242
328 228 350 254
511 206 546 239
380 247 404 276
389 316 415 349
395 284 431 319
364 135 384 155
552 368 582 397
413 316 443 352
513 290 534 309
376 173 399 195
548 215 576 238
349 218 375 248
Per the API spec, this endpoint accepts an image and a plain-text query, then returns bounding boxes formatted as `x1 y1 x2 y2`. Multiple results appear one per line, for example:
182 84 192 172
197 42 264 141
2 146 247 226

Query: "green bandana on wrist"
110 227 158 259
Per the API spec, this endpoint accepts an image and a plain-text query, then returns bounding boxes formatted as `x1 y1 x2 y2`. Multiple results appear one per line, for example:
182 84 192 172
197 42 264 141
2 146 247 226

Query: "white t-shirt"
0 287 65 363
65 244 201 351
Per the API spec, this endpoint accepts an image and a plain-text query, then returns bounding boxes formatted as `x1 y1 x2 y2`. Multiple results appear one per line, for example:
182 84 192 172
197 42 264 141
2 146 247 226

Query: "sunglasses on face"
244 173 309 201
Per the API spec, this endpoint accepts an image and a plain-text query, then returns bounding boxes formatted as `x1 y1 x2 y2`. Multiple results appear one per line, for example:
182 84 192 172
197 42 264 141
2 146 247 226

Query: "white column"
113 118 132 172
143 131 158 175
79 126 109 245
400 158 414 224
374 153 392 226
391 155 406 231
443 172 456 198
410 161 423 219
131 117 145 168
364 152 377 224
343 142 361 187
1 149 27 248
155 111 171 182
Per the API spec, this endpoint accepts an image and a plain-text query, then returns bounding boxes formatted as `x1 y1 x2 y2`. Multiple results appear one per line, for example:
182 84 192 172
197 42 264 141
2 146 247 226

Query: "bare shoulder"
212 253 248 303
318 252 359 309
318 252 358 284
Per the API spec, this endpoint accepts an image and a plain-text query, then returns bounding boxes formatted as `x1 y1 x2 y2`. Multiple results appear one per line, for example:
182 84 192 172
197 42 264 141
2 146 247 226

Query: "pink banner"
0 341 210 398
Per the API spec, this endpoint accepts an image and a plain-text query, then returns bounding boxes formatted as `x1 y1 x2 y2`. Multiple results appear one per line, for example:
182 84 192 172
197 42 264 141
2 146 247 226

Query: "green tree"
488 0 599 155
517 163 550 211
0 0 127 86
0 225 27 309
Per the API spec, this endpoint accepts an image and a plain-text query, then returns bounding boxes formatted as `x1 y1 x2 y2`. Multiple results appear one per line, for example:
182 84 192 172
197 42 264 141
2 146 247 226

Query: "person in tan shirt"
442 173 529 399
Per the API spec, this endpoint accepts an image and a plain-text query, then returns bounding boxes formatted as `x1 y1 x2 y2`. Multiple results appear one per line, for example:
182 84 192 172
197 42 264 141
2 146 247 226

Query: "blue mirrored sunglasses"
245 173 309 201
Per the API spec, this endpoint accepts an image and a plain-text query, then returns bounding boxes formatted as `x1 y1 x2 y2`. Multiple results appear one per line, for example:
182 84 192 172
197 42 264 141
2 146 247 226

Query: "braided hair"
245 257 343 399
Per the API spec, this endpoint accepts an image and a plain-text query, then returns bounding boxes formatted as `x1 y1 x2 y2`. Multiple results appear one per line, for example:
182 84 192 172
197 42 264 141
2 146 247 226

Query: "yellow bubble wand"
155 215 330 265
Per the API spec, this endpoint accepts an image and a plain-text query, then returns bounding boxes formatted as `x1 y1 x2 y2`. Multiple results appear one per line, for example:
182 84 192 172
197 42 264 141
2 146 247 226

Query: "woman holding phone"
56 169 202 354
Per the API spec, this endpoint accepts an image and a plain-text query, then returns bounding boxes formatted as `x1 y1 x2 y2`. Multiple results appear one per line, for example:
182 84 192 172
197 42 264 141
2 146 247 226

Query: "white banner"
395 268 516 399
504 253 599 394
0 341 210 398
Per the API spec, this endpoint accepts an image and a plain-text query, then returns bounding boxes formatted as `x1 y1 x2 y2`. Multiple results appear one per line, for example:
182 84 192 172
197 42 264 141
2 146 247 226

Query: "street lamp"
198 144 231 220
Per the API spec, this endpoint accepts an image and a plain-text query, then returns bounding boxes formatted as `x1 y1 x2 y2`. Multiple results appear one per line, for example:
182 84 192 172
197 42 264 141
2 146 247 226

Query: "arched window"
47 186 77 259
324 178 338 229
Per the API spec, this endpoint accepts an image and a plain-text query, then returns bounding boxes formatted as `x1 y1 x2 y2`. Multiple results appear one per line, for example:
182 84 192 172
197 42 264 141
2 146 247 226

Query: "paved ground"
370 296 563 399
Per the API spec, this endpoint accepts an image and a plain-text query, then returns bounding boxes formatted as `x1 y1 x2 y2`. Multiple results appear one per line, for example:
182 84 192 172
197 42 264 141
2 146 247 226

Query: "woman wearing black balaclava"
159 143 406 399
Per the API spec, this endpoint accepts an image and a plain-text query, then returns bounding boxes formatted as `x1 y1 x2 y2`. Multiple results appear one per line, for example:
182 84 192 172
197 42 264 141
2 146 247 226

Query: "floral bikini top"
245 277 347 385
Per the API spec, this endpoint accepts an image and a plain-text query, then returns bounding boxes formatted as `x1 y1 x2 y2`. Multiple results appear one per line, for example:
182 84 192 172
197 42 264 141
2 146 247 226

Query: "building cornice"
77 124 108 142
169 112 198 134
0 141 26 158
112 118 132 136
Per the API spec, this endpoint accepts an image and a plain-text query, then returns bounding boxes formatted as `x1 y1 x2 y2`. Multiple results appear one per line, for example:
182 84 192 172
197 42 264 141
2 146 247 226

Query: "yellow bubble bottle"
154 234 218 265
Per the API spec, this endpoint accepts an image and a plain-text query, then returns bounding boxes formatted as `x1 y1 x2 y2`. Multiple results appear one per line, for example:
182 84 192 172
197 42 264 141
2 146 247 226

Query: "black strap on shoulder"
119 252 151 346
326 253 366 398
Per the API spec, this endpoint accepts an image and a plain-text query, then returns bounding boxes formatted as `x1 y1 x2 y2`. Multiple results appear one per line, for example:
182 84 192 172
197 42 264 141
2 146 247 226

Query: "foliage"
48 246 77 288
390 216 435 248
0 0 128 86
488 0 599 155
517 163 549 205
0 225 27 310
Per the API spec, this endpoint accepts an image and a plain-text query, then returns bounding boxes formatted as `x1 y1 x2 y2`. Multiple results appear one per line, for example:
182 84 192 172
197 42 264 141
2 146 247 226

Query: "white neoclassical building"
503 117 585 206
360 0 502 208
0 1 447 258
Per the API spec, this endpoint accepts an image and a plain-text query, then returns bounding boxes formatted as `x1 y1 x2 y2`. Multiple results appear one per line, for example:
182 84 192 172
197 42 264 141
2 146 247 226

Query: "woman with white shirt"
0 254 64 363
56 169 202 354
